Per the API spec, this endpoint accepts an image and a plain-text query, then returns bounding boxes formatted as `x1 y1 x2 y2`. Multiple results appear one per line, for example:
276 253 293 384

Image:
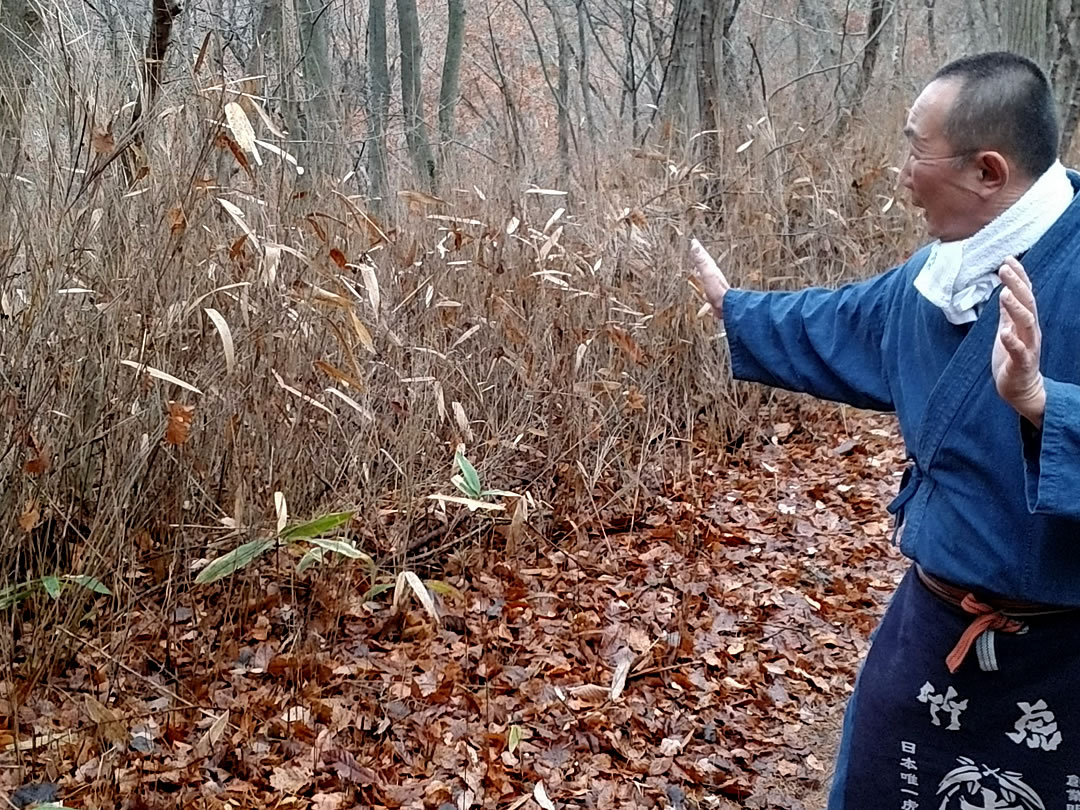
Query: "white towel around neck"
913 160 1075 324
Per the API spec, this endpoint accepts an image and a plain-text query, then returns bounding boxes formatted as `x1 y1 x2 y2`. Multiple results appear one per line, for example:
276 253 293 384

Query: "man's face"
899 78 985 242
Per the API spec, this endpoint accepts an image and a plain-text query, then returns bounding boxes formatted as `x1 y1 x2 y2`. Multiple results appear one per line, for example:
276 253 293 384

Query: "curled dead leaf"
18 499 40 532
168 206 186 235
92 129 116 155
165 402 195 446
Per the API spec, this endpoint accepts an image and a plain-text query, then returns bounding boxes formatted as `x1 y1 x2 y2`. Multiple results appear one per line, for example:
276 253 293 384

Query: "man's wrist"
1018 383 1047 429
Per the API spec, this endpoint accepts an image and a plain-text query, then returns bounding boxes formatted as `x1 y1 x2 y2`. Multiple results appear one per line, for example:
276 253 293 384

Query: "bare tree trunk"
294 0 333 170
1053 1 1080 155
575 0 598 147
367 0 391 205
622 0 639 140
439 0 466 149
486 16 526 173
398 0 436 188
1003 0 1049 70
542 0 572 187
126 0 182 184
0 0 40 209
660 0 699 133
926 0 938 60
720 0 741 91
836 0 886 132
697 0 722 157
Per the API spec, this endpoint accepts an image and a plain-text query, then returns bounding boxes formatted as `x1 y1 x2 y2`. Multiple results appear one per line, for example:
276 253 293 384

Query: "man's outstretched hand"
993 256 1047 428
690 238 730 318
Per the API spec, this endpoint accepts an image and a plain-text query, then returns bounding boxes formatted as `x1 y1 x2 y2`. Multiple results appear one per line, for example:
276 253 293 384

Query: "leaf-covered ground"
1 405 908 809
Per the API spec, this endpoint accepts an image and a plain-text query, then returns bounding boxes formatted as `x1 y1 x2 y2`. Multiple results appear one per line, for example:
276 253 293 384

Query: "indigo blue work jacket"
723 178 1080 606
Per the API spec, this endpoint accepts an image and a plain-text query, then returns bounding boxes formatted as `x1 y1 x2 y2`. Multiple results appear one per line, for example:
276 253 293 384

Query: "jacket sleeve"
721 268 899 411
1022 377 1080 520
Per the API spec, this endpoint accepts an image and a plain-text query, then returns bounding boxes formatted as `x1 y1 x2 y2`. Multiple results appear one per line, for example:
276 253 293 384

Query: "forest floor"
1 403 909 810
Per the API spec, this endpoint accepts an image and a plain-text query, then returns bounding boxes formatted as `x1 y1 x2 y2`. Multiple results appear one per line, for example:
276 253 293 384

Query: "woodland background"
0 0 1073 808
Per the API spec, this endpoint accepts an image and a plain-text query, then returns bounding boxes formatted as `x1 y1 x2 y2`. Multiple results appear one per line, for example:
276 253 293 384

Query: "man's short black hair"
932 51 1059 179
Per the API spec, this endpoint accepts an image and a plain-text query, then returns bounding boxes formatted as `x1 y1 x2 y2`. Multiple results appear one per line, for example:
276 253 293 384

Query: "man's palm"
690 239 730 318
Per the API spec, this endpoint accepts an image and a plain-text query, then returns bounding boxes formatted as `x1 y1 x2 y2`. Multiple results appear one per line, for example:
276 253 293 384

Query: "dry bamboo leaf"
543 207 565 234
314 360 365 392
274 491 288 534
348 310 376 354
605 325 647 366
427 494 505 511
333 192 391 245
204 308 236 374
506 216 520 235
248 99 286 138
165 401 195 446
225 101 262 166
426 214 484 226
533 782 556 810
271 369 333 415
193 711 228 759
452 401 473 442
216 198 259 250
263 243 281 286
215 133 254 180
393 571 440 621
434 381 447 423
359 263 380 316
524 187 568 197
253 139 304 175
329 248 347 268
450 323 482 351
324 387 374 422
398 189 447 211
120 360 203 394
18 499 40 533
610 658 631 701
193 30 212 74
539 226 562 261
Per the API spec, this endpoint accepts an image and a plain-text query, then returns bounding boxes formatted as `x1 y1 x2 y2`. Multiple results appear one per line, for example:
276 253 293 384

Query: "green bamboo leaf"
424 579 464 602
451 473 474 498
362 582 395 601
0 582 34 610
65 575 112 596
508 724 523 754
296 546 326 574
455 450 482 498
195 538 276 584
41 575 62 599
280 511 353 540
306 537 371 563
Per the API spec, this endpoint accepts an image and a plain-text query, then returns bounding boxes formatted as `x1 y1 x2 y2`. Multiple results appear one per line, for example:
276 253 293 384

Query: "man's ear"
972 150 1010 197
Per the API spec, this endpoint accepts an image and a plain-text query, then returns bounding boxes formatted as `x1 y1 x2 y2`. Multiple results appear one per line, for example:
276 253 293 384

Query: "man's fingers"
1001 256 1032 288
1000 327 1037 370
1000 288 1038 343
689 238 730 302
999 258 1038 318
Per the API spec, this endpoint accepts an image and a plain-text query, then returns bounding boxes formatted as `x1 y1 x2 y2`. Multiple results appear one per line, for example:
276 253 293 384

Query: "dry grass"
0 14 926 711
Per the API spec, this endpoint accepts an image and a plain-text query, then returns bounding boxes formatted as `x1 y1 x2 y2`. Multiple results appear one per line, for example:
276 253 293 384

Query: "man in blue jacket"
690 52 1080 808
